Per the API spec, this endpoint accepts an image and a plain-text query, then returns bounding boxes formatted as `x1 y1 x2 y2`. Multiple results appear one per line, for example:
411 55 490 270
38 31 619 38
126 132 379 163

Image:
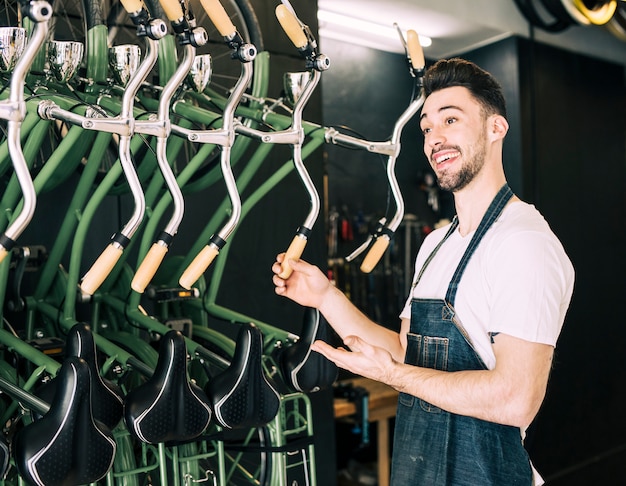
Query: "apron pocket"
405 333 450 370
402 333 449 412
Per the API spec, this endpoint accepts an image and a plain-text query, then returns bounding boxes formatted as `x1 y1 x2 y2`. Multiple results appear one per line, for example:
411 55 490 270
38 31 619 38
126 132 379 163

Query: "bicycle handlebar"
176 0 255 289
131 11 208 293
179 244 220 290
331 29 425 273
132 241 169 292
360 234 391 273
158 0 184 22
74 11 167 295
199 0 237 37
275 4 307 49
271 5 328 279
279 233 308 277
80 243 125 295
0 2 52 264
407 29 425 71
120 0 144 14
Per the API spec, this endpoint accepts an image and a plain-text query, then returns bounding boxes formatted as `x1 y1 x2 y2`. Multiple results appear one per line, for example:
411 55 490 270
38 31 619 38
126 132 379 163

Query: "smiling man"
272 58 575 485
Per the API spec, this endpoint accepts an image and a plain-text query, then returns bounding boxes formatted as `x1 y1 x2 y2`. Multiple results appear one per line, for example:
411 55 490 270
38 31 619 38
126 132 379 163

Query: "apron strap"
410 216 459 291
445 184 513 305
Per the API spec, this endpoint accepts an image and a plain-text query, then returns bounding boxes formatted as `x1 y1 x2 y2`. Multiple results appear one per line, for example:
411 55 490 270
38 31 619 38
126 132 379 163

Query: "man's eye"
445 117 456 125
421 127 431 135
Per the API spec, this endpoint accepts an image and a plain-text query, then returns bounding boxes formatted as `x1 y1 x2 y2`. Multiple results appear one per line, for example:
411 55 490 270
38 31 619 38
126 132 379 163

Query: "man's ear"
489 114 509 141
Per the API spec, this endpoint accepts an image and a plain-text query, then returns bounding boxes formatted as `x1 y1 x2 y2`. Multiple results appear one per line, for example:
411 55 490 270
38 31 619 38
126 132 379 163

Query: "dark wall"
516 39 626 485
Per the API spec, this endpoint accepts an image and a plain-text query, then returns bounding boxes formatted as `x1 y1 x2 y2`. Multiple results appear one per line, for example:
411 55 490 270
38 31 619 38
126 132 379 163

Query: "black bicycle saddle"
124 330 212 444
14 357 116 486
205 322 280 429
35 323 124 430
279 307 338 393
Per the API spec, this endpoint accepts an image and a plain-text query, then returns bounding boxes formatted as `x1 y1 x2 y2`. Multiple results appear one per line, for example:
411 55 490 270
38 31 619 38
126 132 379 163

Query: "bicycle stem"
0 1 52 264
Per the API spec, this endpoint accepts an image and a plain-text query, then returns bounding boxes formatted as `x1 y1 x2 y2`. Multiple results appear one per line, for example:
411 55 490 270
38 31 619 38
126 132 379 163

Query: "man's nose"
426 129 445 148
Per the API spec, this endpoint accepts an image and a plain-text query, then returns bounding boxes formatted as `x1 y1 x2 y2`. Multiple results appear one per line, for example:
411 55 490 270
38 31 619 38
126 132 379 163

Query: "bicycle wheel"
0 0 18 27
49 0 87 43
190 0 264 97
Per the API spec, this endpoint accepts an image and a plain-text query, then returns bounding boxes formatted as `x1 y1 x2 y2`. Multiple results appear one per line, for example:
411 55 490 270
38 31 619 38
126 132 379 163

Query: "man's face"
419 86 488 192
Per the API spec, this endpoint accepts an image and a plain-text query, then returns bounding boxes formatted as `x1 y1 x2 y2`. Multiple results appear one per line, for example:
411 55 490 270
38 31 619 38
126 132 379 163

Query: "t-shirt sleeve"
486 231 574 346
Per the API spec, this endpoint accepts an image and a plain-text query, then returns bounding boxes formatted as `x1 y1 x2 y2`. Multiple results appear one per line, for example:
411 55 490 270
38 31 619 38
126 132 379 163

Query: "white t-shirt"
400 201 575 370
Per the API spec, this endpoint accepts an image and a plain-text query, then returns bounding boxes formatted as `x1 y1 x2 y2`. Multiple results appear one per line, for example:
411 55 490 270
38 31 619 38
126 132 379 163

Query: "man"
272 58 574 485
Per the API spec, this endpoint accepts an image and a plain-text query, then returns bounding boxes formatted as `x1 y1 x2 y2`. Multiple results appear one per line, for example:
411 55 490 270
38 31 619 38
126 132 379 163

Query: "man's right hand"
271 254 331 309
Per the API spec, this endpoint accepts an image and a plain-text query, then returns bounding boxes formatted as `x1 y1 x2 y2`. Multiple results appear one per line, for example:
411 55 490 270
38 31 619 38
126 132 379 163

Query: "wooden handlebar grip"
275 5 307 49
198 0 236 37
278 234 307 279
179 245 219 290
131 243 168 293
360 236 390 274
119 0 144 14
0 248 8 265
80 244 124 295
406 30 425 70
159 0 184 21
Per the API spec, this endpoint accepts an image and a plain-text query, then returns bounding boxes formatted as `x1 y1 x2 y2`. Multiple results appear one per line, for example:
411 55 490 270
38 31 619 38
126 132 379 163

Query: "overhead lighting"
317 9 432 53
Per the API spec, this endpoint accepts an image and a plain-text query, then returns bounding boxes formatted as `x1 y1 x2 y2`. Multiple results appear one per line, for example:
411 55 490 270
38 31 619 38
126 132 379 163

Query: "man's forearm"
319 285 405 361
387 335 553 428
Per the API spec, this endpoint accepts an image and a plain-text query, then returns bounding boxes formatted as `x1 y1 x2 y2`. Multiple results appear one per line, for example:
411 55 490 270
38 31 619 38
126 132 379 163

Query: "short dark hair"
423 58 507 119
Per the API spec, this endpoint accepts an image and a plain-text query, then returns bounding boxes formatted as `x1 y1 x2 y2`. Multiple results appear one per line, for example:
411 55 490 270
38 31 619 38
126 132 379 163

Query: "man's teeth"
435 152 457 164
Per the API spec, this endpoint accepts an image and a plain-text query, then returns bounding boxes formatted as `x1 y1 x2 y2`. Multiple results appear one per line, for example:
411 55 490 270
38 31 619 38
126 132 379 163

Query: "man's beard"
435 132 487 192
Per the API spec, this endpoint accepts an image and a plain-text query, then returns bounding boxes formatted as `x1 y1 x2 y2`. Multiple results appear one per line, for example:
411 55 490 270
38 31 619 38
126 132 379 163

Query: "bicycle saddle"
205 322 280 429
14 357 116 486
35 323 124 430
279 307 338 393
124 330 212 444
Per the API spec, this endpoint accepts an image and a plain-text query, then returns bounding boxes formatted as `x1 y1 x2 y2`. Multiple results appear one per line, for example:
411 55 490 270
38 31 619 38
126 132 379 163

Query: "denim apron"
390 185 533 485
